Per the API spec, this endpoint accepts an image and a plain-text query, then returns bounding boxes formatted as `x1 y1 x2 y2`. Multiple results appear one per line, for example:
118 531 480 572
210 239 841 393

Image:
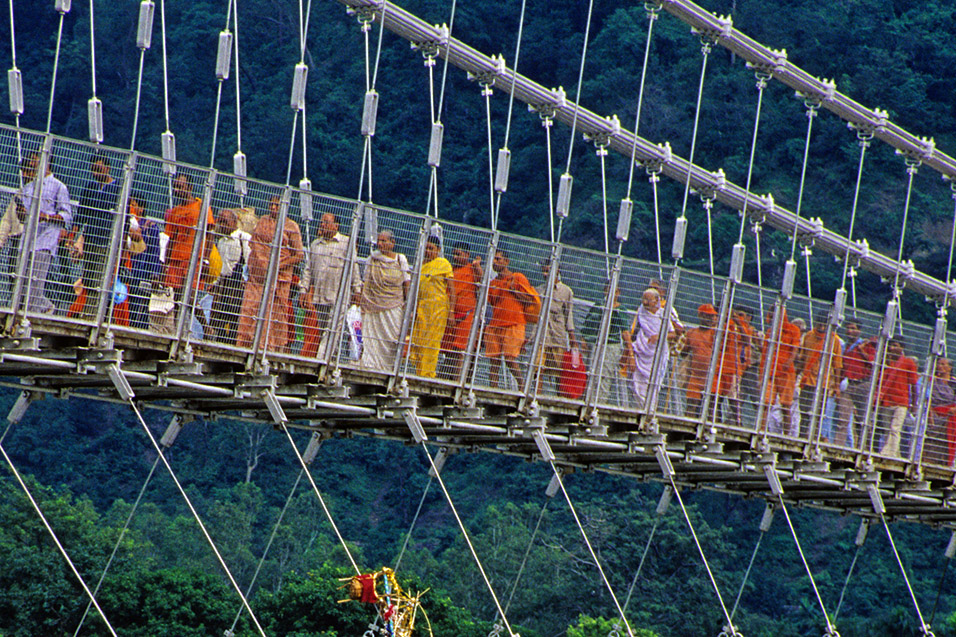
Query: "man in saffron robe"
439 242 482 380
876 336 918 458
486 249 536 389
794 315 843 441
760 308 802 435
681 303 741 423
159 172 214 334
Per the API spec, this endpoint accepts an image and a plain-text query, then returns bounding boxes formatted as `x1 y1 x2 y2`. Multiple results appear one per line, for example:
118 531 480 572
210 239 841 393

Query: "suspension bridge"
2 0 956 635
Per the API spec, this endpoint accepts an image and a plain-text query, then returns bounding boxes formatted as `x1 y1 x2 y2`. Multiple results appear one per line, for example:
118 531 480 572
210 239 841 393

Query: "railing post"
456 232 498 404
170 169 216 360
645 267 682 418
520 243 562 411
859 301 896 455
248 188 292 372
324 202 364 375
804 318 839 447
389 216 432 392
6 135 53 333
90 152 137 344
754 298 786 436
697 279 735 432
910 311 947 468
582 256 623 416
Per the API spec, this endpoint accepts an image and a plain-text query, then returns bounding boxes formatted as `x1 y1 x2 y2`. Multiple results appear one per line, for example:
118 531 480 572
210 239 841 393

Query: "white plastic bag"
346 304 362 360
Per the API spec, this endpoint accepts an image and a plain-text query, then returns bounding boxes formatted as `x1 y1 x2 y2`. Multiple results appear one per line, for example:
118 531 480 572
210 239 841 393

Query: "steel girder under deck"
2 317 956 530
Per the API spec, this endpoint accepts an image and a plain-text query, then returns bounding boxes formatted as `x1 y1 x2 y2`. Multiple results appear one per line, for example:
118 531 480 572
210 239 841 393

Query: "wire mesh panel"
292 192 361 365
50 140 131 327
558 247 620 407
0 128 47 311
866 316 934 464
222 180 298 357
392 217 495 383
8 135 83 320
335 205 423 376
119 154 174 333
462 233 552 394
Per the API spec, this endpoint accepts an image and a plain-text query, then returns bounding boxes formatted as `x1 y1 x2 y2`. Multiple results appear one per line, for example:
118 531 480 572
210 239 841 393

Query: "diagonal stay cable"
410 435 518 636
279 425 360 574
546 460 636 637
0 439 118 636
392 474 433 573
226 466 308 637
121 394 267 636
664 470 739 635
73 453 162 637
876 506 934 634
729 525 764 623
833 519 869 623
775 495 837 634
615 485 673 634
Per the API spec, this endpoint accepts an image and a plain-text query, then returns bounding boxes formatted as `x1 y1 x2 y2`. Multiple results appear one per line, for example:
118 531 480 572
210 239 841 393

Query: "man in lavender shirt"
13 153 72 314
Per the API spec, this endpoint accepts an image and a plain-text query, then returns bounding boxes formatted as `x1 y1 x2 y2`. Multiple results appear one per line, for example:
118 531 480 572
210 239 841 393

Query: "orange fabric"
488 272 533 328
767 368 796 406
301 307 321 358
760 317 800 406
735 314 754 372
799 329 843 391
442 264 478 351
761 320 801 374
878 354 918 407
236 215 303 351
163 198 214 290
683 322 740 400
485 323 525 358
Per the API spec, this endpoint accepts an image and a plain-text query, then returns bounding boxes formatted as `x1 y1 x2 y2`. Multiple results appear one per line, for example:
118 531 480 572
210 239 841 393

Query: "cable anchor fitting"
351 6 378 30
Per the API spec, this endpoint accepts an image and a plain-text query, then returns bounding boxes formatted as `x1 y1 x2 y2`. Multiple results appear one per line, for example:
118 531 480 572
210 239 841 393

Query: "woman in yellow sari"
410 237 456 377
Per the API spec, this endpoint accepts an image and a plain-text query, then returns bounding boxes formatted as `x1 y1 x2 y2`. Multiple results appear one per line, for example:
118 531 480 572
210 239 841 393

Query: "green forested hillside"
2 0 956 635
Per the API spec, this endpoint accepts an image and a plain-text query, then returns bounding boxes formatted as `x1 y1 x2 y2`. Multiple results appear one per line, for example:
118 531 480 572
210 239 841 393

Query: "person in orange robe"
439 241 482 380
760 308 802 435
486 249 537 389
681 304 741 423
163 172 215 294
236 196 303 353
794 315 843 441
